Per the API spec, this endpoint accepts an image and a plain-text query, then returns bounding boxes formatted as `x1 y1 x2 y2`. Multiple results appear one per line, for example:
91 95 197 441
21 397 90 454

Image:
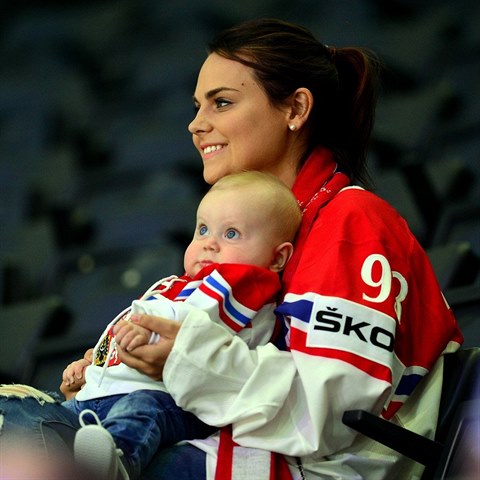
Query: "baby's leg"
102 389 216 478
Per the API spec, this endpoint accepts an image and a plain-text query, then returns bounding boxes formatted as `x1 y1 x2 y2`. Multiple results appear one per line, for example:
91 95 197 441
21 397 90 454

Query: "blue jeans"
63 390 215 478
0 387 208 479
141 443 208 480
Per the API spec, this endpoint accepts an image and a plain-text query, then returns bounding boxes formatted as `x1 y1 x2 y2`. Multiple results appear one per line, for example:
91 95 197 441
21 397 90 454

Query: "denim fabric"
141 444 208 480
0 391 209 480
0 395 80 473
63 390 215 479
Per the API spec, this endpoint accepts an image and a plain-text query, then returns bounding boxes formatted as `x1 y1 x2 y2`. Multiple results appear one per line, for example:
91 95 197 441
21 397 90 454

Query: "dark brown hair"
208 18 380 188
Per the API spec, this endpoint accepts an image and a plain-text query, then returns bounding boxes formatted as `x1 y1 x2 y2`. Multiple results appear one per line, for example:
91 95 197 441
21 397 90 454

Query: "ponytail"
329 47 381 187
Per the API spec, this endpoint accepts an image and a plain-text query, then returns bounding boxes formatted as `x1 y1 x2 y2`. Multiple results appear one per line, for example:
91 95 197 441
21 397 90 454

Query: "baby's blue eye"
225 229 239 239
199 225 208 235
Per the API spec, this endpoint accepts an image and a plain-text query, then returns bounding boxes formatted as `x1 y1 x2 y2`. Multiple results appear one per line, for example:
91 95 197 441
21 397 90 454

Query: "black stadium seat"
342 347 480 479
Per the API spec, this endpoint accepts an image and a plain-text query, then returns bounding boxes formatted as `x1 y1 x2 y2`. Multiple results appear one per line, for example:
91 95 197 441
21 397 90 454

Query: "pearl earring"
289 124 297 131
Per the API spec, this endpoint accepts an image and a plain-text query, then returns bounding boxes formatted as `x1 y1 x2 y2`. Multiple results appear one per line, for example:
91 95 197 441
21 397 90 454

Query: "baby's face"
183 188 279 277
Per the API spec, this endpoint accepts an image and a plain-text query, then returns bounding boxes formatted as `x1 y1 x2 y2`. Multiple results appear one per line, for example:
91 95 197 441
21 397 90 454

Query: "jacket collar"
282 147 350 293
292 147 342 212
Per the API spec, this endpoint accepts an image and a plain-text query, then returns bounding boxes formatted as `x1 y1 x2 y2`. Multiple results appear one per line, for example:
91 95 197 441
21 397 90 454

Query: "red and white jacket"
76 263 281 401
163 148 463 480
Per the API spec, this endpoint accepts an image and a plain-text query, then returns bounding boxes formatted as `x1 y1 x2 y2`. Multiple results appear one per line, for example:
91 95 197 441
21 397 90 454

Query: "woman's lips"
201 144 225 159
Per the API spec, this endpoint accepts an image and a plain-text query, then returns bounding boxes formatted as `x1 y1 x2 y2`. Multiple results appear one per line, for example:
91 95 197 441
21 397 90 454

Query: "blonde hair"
209 171 302 243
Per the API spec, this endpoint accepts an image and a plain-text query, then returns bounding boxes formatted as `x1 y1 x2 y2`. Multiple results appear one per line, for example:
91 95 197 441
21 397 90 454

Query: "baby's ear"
270 242 294 273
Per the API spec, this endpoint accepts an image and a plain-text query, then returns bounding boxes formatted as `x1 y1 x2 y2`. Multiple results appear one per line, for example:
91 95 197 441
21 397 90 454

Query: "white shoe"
74 409 130 480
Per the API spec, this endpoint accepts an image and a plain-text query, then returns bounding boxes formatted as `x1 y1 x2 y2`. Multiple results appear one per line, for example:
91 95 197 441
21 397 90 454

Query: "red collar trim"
292 147 339 211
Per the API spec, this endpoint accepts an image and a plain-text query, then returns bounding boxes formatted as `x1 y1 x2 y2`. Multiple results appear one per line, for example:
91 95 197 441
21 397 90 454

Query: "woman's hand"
113 314 180 381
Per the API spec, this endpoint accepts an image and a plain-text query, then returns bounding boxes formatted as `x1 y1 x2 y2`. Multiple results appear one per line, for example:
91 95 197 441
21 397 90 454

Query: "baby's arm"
114 321 152 352
115 296 181 349
60 348 93 400
114 296 187 351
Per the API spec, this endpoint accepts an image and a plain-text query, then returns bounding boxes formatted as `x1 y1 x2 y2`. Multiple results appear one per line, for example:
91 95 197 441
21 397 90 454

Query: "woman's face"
188 53 297 186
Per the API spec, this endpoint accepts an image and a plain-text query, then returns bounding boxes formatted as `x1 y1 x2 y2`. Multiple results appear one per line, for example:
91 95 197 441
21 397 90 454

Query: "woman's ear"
269 242 294 273
286 87 314 131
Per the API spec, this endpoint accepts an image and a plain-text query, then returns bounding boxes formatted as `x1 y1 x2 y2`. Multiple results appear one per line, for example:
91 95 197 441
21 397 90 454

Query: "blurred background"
1 0 479 394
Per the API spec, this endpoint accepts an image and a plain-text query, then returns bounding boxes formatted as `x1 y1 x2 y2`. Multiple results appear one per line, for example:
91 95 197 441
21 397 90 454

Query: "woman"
117 18 463 479
0 18 463 480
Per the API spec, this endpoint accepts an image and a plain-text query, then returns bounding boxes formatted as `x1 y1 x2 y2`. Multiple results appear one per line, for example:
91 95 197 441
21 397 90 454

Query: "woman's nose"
188 110 211 135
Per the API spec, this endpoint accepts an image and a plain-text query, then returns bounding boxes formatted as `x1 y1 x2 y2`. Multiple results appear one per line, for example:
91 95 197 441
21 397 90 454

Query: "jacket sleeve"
162 196 393 457
163 306 392 458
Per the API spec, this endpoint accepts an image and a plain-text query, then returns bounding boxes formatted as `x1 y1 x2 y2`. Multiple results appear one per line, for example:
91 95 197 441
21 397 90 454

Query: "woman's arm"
122 309 390 459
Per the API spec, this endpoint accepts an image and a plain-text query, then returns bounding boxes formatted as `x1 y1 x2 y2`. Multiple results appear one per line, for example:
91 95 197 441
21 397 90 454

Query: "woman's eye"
215 98 231 108
199 225 208 236
225 229 239 239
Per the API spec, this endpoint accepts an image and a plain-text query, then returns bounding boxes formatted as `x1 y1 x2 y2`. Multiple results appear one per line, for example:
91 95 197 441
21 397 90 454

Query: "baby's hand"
60 357 90 399
114 320 151 352
84 348 94 363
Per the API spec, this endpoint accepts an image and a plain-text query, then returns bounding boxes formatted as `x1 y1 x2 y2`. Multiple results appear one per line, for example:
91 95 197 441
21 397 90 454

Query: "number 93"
361 254 408 322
